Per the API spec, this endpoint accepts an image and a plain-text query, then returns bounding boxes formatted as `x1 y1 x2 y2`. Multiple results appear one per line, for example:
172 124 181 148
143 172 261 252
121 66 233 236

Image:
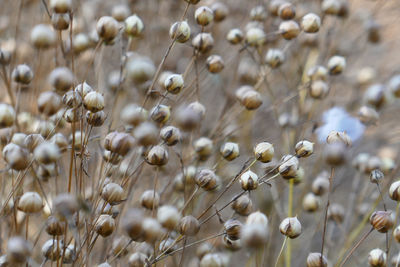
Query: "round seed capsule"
206 55 224 73
160 126 181 146
192 33 214 53
101 183 124 205
370 211 394 233
124 15 144 37
240 170 259 191
49 67 74 93
220 142 239 161
179 215 200 236
279 217 302 238
245 27 266 47
303 193 320 212
301 13 321 33
17 192 43 214
169 21 191 43
164 74 184 94
278 3 296 20
226 28 243 45
31 24 56 49
327 55 346 75
232 194 253 216
0 103 15 127
389 181 400 201
12 64 33 84
195 6 214 26
195 169 219 191
95 215 116 237
50 0 72 13
279 20 300 40
146 145 168 166
265 49 285 68
368 248 386 267
295 140 314 157
140 190 160 210
306 252 327 267
96 16 119 43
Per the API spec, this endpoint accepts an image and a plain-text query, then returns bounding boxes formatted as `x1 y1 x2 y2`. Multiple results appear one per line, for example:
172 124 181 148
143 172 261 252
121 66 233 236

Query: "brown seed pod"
6 237 32 264
122 209 144 241
179 215 200 236
17 192 43 214
211 2 228 22
101 183 124 205
389 181 400 201
95 215 116 237
146 145 168 166
302 193 320 212
49 67 74 93
328 203 345 223
169 21 191 43
279 217 302 238
226 28 244 45
195 169 219 191
240 170 259 191
140 190 160 210
370 211 394 233
45 216 65 236
232 194 253 216
279 20 300 40
51 13 70 30
124 15 144 37
368 248 387 267
86 111 106 127
278 3 296 20
42 239 62 261
295 140 314 158
220 142 239 161
192 33 214 53
306 252 327 267
160 126 181 146
224 219 242 240
12 64 33 84
206 55 224 73
195 6 214 26
104 132 135 156
96 16 119 43
2 143 29 171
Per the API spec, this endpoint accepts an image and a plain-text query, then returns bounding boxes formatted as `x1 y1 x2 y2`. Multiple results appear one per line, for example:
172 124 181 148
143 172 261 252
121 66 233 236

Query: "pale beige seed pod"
49 67 74 93
34 141 60 164
194 137 213 160
50 0 72 13
6 237 32 264
180 215 200 236
11 133 26 147
188 101 206 118
241 90 262 110
42 239 62 261
279 217 302 238
157 205 181 230
200 253 224 267
206 55 224 73
160 126 181 146
45 216 65 236
389 75 400 97
142 218 165 243
101 183 124 205
146 145 168 166
31 24 56 49
96 16 119 43
110 236 130 259
224 219 242 240
122 209 144 241
128 252 147 267
328 203 345 223
51 13 70 31
247 211 268 226
326 131 352 147
279 20 300 40
98 262 112 267
95 215 116 237
192 33 214 53
104 132 135 156
389 181 400 201
86 110 106 127
220 142 239 161
2 143 29 171
245 27 266 47
311 172 330 195
278 3 296 20
0 103 15 127
18 192 43 214
73 33 90 53
74 82 93 98
12 64 33 84
240 170 259 191
365 84 386 109
303 193 320 212
121 104 147 126
269 0 285 16
254 142 274 163
150 105 171 124
250 5 267 21
232 194 253 216
327 55 346 75
169 21 191 43
53 193 79 220
370 211 394 233
134 122 158 146
111 4 130 22
159 238 177 254
140 190 160 210
358 106 379 125
393 225 400 242
83 91 104 112
126 56 156 84
195 169 219 191
301 13 321 33
324 143 346 166
195 6 214 26
265 49 285 68
306 252 327 267
368 248 386 267
226 28 243 45
310 80 330 99
223 235 242 251
124 15 144 37
63 244 75 264
295 140 314 157
211 2 228 22
0 49 11 65
322 0 341 15
240 224 268 248
164 74 184 94
62 90 82 108
307 65 328 81
279 155 299 179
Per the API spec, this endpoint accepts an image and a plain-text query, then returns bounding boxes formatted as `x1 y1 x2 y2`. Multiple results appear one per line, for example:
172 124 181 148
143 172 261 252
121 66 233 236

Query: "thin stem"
339 227 374 267
285 179 294 267
275 237 288 267
320 167 335 264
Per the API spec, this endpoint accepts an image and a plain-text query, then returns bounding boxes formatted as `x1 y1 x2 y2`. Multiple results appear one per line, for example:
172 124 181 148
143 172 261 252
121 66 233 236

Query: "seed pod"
389 75 400 97
31 24 56 49
34 141 60 164
169 21 191 43
241 212 268 248
62 244 75 264
220 142 239 161
301 13 321 33
370 169 384 184
358 106 379 125
368 248 386 267
324 143 346 166
265 49 285 68
104 132 135 156
50 0 72 13
142 217 165 243
134 122 158 146
53 193 79 220
150 105 170 124
6 237 32 264
279 155 299 179
111 4 129 22
200 253 226 267
160 126 181 146
180 215 200 236
2 143 29 171
303 193 320 212
327 55 346 75
86 110 106 127
62 90 82 108
370 211 394 233
307 65 328 81
0 104 15 127
128 252 147 267
245 27 266 47
126 56 156 84
74 82 93 98
11 133 26 147
224 219 242 240
140 190 160 210
51 13 70 30
157 205 181 230
393 225 400 243
365 84 386 109
326 131 352 147
366 20 381 44
311 172 330 196
279 217 302 238
309 80 330 99
211 2 228 22
250 5 267 21
279 20 300 40
83 91 104 112
240 90 262 110
96 16 119 43
194 137 213 160
49 67 74 93
164 74 184 94
121 104 147 126
295 140 314 157
322 0 341 15
101 183 124 205
389 181 400 201
192 33 214 53
240 170 259 191
42 239 62 261
206 55 224 73
95 215 115 237
247 211 268 226
195 169 219 191
122 209 144 241
188 101 206 118
195 6 214 26
146 145 168 166
0 49 11 65
18 192 43 214
73 33 90 54
45 216 65 236
12 64 33 84
226 28 243 45
278 3 296 20
124 15 144 37
232 194 253 216
328 203 345 223
98 262 112 267
306 252 327 267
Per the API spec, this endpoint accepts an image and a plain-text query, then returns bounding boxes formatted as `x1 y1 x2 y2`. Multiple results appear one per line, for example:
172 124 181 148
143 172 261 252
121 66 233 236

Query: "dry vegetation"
0 0 400 266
